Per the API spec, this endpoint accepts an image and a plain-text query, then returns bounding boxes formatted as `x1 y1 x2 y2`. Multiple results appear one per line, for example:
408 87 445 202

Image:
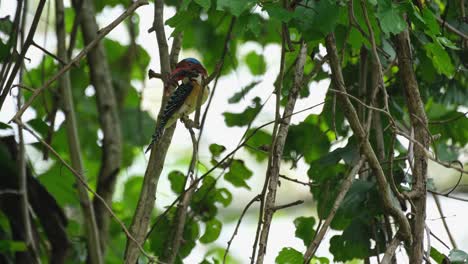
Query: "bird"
145 58 209 153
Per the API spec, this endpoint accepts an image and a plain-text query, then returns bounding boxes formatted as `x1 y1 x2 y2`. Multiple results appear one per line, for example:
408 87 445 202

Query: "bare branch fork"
10 0 149 123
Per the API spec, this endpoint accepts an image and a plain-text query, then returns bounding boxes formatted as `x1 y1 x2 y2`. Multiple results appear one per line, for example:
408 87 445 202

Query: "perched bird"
145 58 209 153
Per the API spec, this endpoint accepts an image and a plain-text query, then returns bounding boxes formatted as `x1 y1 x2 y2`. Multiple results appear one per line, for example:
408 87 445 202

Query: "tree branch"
304 158 365 262
325 33 412 244
395 28 429 263
255 42 308 264
55 0 103 262
380 234 401 264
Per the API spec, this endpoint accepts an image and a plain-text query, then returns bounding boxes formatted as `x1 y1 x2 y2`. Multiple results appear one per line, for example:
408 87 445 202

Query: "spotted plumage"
145 58 208 153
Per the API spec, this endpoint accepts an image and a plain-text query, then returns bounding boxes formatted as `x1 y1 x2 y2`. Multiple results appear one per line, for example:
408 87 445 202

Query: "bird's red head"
169 58 207 84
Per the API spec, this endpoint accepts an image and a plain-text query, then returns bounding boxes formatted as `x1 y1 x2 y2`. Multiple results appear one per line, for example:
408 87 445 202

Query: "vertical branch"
73 0 123 254
304 158 365 262
0 0 46 109
395 29 429 263
255 42 308 264
55 1 103 263
124 1 181 262
160 123 198 264
325 33 412 244
16 0 37 257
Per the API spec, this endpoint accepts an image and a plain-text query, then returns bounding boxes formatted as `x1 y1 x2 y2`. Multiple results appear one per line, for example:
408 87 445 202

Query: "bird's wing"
160 82 194 126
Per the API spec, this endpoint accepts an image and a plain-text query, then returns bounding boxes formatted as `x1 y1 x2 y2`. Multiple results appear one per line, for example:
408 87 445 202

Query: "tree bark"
395 30 429 263
56 0 103 263
73 0 123 254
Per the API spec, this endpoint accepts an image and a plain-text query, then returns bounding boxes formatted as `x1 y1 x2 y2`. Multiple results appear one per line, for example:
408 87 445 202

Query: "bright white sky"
1 1 467 263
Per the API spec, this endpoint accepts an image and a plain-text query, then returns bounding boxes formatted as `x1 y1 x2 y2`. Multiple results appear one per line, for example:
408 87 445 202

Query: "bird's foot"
181 116 198 129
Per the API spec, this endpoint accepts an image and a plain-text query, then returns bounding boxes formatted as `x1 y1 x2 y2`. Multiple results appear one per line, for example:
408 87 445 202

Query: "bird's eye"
187 63 193 66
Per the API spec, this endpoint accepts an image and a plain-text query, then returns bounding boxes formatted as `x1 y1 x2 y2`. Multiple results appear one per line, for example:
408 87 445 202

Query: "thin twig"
31 41 67 65
273 200 304 211
223 195 261 264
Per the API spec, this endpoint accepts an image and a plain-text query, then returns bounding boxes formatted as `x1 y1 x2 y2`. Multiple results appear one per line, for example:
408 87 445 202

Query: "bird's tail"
145 121 166 153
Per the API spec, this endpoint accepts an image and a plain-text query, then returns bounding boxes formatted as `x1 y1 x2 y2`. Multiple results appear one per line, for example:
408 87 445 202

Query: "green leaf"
291 1 342 40
422 8 440 36
430 246 448 264
122 176 143 213
165 10 199 36
0 122 12 130
200 218 222 243
0 240 27 253
228 81 261 103
424 42 455 77
169 170 186 194
216 0 254 16
244 51 267 75
294 216 316 246
224 159 253 189
120 107 156 147
179 218 200 258
0 39 11 62
0 16 13 34
209 143 226 158
223 97 262 127
284 117 331 163
263 4 295 22
376 0 407 35
245 128 272 161
149 211 172 256
215 188 232 207
449 249 468 263
329 219 372 261
38 164 78 206
275 247 303 264
194 0 211 10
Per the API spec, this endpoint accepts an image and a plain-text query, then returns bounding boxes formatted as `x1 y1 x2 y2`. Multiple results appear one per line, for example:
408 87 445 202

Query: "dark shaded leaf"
168 170 186 194
224 159 253 189
294 216 316 246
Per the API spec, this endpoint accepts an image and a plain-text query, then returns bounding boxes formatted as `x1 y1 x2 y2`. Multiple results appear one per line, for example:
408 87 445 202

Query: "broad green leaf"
228 81 261 103
0 39 11 62
224 159 253 189
168 170 186 194
275 247 303 264
223 97 262 127
376 0 406 35
165 10 199 36
120 107 155 147
245 128 272 161
449 249 468 263
424 42 455 77
215 188 232 207
294 216 316 246
194 0 211 10
149 211 172 256
0 16 13 34
200 218 222 243
430 246 448 263
244 51 267 75
179 218 200 258
329 220 372 261
217 0 254 17
209 143 226 157
291 1 342 40
0 122 12 130
122 176 143 213
0 240 27 253
422 8 440 36
38 164 78 206
263 4 295 22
